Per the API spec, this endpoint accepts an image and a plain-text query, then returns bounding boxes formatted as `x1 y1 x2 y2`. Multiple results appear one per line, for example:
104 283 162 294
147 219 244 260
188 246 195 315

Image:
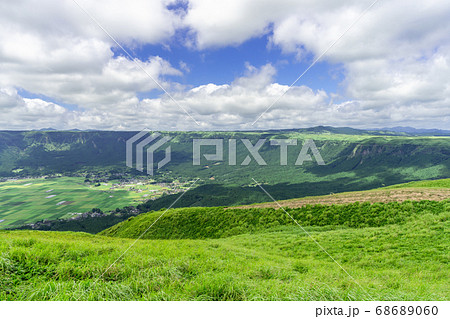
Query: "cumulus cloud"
0 88 69 129
0 0 184 116
182 0 450 129
1 61 448 131
0 0 449 130
0 0 181 45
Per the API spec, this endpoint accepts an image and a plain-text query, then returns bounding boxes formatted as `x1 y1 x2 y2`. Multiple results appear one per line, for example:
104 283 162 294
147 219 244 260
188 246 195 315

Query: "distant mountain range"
257 126 450 136
378 126 450 135
29 126 450 136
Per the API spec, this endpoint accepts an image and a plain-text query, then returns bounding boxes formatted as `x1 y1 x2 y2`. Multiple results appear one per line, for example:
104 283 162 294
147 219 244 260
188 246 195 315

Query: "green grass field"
0 204 448 300
0 177 164 229
384 178 450 189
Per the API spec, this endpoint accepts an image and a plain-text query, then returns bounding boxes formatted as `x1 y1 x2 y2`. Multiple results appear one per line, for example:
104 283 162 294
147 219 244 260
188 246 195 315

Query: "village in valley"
0 172 195 230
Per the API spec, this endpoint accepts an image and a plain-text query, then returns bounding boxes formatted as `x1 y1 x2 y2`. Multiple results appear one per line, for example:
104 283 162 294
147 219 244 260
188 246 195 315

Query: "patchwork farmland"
0 177 171 229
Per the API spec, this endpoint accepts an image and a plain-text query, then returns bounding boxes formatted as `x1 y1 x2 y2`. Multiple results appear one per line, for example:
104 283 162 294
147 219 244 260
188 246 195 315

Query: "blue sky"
0 0 448 130
120 34 345 104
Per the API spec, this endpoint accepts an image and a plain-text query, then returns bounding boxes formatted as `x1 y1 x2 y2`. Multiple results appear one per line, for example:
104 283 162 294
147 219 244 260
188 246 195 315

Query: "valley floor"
0 176 182 229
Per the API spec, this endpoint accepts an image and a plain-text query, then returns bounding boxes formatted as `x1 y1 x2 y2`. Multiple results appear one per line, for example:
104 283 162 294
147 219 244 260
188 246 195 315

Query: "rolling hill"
1 197 448 300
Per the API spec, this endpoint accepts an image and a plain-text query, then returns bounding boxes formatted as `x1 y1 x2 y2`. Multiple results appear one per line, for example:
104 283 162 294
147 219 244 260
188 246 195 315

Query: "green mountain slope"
100 200 449 240
1 129 449 189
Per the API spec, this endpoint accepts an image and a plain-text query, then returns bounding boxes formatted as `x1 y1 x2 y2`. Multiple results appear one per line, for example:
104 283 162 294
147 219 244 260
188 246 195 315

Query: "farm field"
0 199 448 300
0 177 168 229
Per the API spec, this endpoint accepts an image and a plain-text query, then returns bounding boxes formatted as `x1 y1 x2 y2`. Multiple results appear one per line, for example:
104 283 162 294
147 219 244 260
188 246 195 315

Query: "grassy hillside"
100 200 449 240
0 202 448 300
136 173 450 213
385 178 450 189
234 178 450 210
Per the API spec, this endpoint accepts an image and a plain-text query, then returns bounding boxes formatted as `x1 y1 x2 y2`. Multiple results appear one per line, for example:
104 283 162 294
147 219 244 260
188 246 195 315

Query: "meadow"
0 200 448 300
0 177 164 229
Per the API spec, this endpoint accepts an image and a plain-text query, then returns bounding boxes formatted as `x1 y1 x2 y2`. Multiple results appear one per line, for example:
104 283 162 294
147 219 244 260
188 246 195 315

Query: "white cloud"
0 0 181 45
0 88 70 129
182 0 450 129
0 0 449 130
1 61 449 131
0 0 183 115
184 0 277 49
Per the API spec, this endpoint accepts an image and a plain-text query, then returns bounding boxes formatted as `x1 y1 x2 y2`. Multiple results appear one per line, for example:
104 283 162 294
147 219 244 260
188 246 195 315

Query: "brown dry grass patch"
232 187 450 210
